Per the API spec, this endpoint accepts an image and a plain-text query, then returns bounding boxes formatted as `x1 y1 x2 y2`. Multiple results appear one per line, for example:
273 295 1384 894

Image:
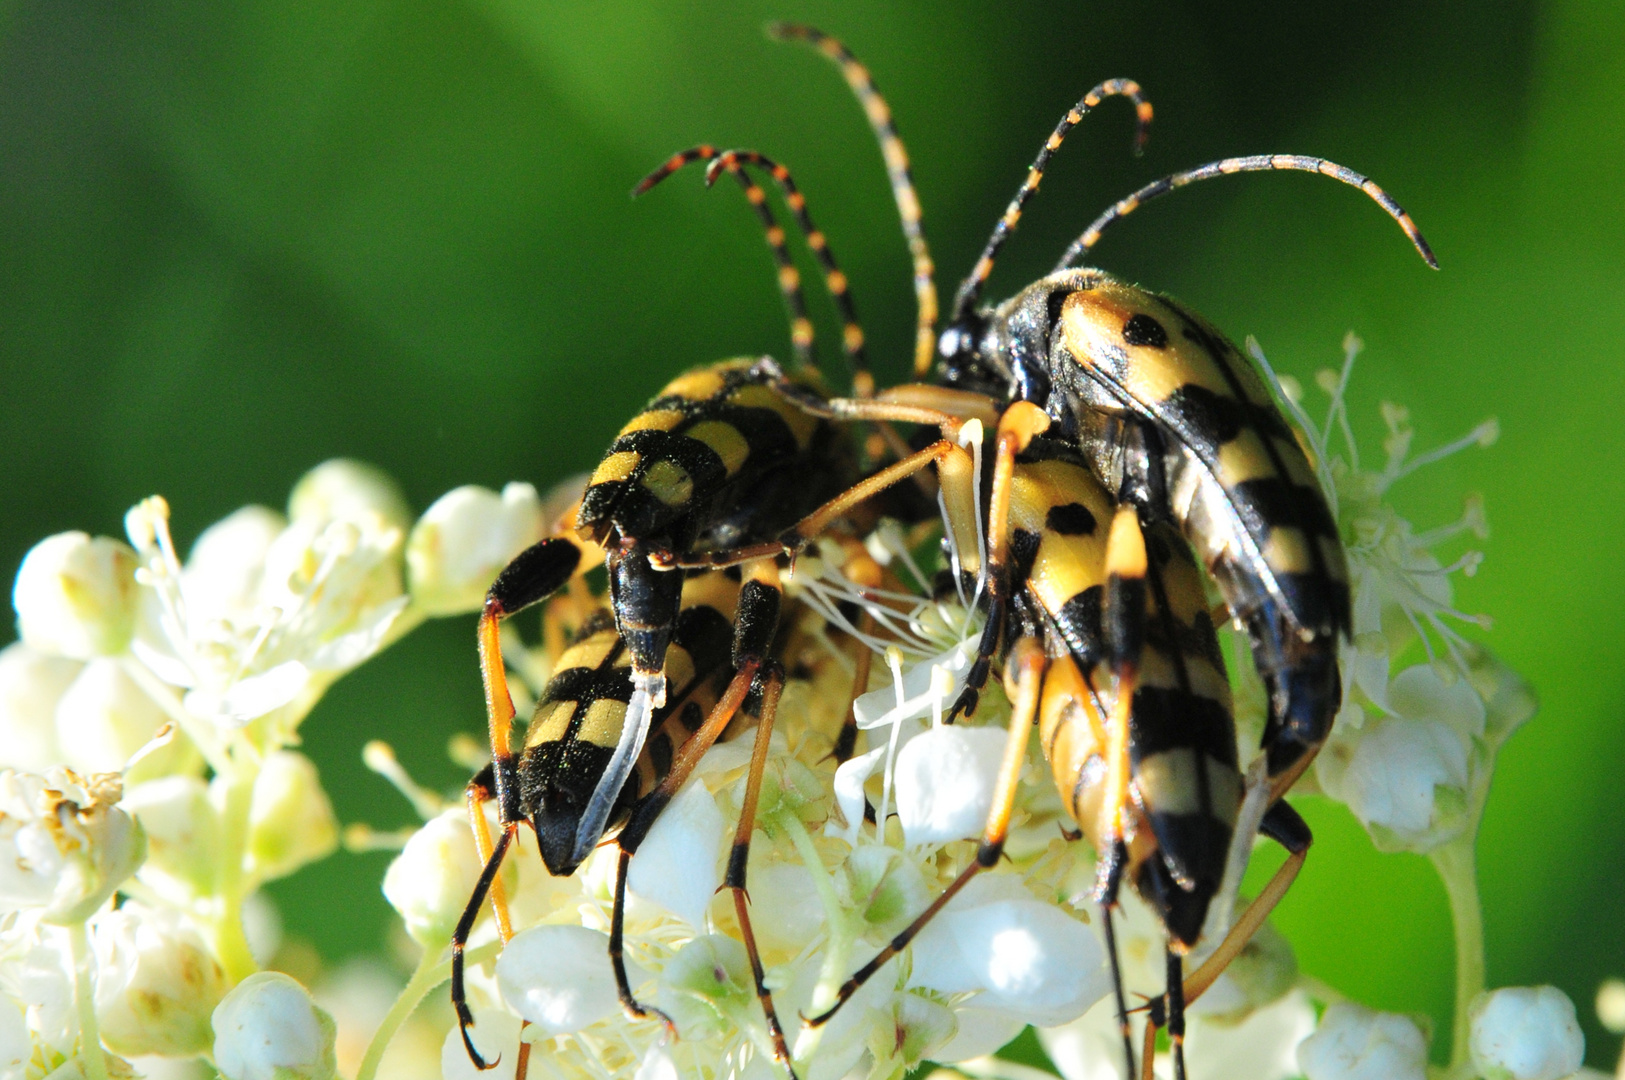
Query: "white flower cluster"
0 462 551 1079
1249 335 1535 855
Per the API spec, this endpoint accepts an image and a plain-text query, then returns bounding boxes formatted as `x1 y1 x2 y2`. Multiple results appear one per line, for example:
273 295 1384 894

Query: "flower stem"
68 921 109 1080
357 945 444 1080
1430 834 1484 1070
212 740 262 982
780 811 849 1065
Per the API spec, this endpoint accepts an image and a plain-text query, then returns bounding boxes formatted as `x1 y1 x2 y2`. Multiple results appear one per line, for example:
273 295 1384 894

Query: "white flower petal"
304 594 410 672
626 778 725 930
181 506 285 625
737 860 825 958
1296 1001 1428 1080
1470 985 1585 1080
911 877 1106 1027
210 661 310 726
1040 997 1135 1080
830 745 887 845
894 725 1007 847
495 924 637 1035
934 1005 1025 1063
1390 663 1486 738
852 641 974 730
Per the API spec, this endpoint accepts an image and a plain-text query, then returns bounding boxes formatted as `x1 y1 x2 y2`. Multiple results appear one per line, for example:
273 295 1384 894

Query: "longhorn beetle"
765 23 1435 1080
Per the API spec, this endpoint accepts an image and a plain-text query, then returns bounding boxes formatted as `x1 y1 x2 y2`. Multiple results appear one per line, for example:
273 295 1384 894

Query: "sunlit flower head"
123 462 411 733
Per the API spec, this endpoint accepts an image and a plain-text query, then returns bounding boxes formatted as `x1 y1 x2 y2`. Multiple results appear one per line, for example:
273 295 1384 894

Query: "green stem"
357 945 444 1080
1430 834 1484 1070
67 921 109 1080
780 811 849 1065
212 740 262 983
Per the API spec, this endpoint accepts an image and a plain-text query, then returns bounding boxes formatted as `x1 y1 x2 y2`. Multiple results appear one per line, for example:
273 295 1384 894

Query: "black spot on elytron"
1122 313 1169 349
1045 502 1098 536
1163 384 1249 445
678 700 705 733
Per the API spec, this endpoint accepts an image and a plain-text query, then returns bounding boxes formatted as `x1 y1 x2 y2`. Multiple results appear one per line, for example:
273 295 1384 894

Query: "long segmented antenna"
770 23 938 378
951 80 1154 322
636 146 873 394
636 145 816 371
1056 153 1438 271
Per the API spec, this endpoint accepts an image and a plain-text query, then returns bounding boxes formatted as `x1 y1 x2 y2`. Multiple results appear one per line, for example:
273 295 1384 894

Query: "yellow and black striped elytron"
932 119 1436 799
791 400 1306 1080
762 23 1436 1080
455 567 798 1073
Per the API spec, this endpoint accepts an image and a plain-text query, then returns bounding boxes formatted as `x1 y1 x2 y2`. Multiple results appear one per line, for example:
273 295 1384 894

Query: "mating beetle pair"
452 23 1435 1080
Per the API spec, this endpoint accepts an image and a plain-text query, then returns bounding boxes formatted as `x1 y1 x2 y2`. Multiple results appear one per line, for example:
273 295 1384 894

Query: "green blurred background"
2 0 1622 1069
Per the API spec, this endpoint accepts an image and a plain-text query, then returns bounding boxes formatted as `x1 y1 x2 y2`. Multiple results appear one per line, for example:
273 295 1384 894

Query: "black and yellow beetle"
455 133 964 1078
765 22 1436 1080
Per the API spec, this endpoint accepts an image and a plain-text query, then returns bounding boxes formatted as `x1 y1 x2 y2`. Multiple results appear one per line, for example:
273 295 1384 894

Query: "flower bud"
384 807 512 947
495 924 637 1035
406 483 547 616
92 903 227 1057
893 724 1007 847
1598 978 1625 1035
53 659 173 776
0 768 145 924
0 643 79 770
1469 985 1585 1080
625 778 724 930
13 533 139 659
288 459 411 534
244 751 338 884
122 775 219 903
212 971 337 1080
1296 1001 1428 1080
